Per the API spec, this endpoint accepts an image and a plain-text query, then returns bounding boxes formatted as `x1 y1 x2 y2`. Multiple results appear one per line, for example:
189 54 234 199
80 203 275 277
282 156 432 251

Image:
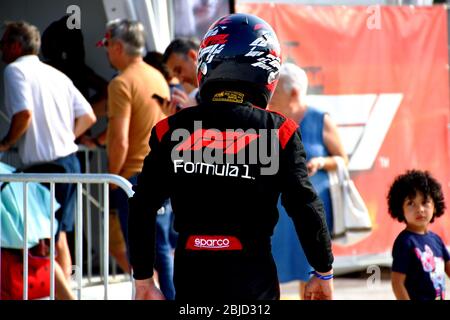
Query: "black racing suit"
128 101 333 300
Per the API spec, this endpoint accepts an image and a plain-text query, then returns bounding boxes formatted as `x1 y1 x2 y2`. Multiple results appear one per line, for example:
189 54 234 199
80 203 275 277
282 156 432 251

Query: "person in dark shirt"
388 169 450 300
41 15 108 148
41 15 108 108
128 13 334 300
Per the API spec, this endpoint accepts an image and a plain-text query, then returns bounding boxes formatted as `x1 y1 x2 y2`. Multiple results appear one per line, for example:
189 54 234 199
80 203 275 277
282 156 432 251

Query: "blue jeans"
21 153 80 235
110 176 175 299
52 153 81 233
154 200 175 300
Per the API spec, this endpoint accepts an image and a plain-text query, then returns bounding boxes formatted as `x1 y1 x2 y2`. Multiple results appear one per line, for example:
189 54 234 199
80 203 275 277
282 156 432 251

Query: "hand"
134 278 166 300
306 157 325 177
170 87 197 109
77 135 98 148
109 183 119 191
304 275 334 300
0 141 11 152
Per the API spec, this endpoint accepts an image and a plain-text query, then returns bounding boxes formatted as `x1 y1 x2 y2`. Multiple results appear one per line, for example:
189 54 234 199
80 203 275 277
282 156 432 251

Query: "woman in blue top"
269 63 348 299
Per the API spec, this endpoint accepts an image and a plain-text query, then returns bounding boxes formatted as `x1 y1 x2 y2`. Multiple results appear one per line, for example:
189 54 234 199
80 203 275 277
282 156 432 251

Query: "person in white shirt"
0 21 96 282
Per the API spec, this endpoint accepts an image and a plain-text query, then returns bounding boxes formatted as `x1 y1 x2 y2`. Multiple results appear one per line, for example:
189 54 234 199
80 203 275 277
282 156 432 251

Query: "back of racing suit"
128 101 334 300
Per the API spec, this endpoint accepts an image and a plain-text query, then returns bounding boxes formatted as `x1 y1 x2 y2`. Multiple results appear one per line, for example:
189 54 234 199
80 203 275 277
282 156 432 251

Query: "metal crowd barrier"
77 146 114 283
1 145 128 294
0 173 134 300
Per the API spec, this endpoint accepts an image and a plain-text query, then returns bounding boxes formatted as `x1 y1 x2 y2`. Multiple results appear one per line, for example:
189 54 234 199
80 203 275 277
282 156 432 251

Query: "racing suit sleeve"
279 128 334 273
128 126 171 280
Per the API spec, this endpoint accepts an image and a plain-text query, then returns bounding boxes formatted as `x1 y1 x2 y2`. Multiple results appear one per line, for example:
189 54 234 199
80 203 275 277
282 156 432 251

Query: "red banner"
237 4 450 260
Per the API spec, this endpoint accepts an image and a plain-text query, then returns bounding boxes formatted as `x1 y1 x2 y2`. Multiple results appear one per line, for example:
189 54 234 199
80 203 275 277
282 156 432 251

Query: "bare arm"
391 271 410 300
307 113 348 176
96 130 107 146
0 110 32 151
107 115 129 175
74 112 97 138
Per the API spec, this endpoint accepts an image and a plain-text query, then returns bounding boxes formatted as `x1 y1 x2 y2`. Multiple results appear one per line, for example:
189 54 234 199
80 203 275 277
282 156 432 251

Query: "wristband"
310 270 333 280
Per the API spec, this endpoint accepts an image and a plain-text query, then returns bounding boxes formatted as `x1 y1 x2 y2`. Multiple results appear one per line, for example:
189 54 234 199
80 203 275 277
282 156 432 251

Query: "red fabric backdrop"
237 3 450 257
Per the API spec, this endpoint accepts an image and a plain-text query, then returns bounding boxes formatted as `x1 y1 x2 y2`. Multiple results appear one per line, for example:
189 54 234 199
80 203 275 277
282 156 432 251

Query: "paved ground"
280 268 395 300
78 268 450 300
280 267 450 300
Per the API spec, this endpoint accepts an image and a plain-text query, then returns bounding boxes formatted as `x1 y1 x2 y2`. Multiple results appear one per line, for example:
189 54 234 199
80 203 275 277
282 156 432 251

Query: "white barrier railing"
77 146 114 284
0 173 134 300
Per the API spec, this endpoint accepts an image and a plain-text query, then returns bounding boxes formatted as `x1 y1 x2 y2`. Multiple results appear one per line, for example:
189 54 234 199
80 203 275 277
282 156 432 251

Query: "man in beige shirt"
98 19 172 275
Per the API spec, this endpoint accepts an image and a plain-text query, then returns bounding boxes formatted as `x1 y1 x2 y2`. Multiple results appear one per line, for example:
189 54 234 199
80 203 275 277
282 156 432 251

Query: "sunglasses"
96 35 113 48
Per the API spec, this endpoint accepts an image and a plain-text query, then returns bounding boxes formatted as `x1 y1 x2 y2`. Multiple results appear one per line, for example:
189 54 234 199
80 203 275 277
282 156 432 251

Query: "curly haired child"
388 169 450 300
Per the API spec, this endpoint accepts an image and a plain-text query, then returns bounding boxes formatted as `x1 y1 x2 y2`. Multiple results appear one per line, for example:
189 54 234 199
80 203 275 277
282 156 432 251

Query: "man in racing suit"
128 13 334 300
